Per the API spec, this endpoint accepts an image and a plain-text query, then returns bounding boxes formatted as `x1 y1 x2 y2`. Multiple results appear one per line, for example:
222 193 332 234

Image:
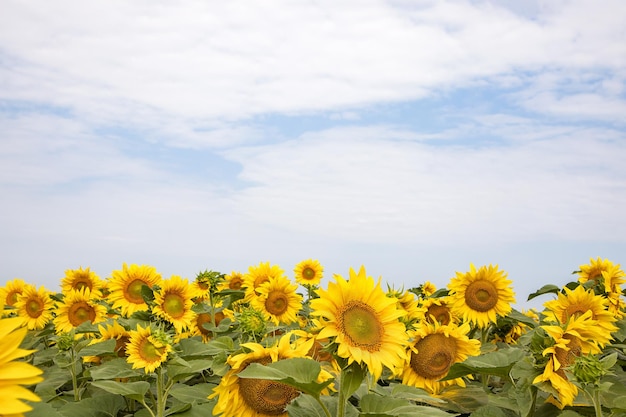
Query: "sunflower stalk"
69 347 81 402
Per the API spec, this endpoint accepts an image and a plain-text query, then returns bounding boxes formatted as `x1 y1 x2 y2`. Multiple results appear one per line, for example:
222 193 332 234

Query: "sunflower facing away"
400 321 480 394
210 333 327 417
53 288 107 334
14 285 55 330
0 279 30 314
294 259 324 286
126 324 172 373
0 317 44 415
61 266 103 296
243 262 286 301
310 266 409 379
107 263 162 317
251 275 302 326
152 275 196 333
448 264 516 328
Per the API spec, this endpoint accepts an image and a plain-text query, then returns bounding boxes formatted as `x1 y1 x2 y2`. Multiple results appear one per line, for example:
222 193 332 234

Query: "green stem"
156 367 166 417
591 387 603 417
315 396 332 417
480 326 491 393
69 349 80 402
140 399 157 417
337 383 346 417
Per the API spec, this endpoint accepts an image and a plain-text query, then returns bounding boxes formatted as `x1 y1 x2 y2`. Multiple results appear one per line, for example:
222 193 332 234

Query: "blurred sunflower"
387 288 421 326
400 322 480 394
0 279 30 314
14 285 54 330
107 263 162 317
210 333 325 417
243 262 286 301
53 288 107 334
0 317 44 415
126 324 172 373
419 297 458 326
152 275 196 333
543 285 617 346
193 310 226 342
61 266 103 296
421 281 437 297
217 271 245 292
577 257 625 294
310 266 409 379
448 264 516 328
294 259 324 286
251 276 302 326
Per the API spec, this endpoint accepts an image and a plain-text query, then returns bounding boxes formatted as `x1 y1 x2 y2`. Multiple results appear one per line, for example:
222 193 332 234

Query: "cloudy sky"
1 0 625 308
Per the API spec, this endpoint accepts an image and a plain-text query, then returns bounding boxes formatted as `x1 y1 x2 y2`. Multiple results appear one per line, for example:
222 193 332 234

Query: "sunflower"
251 276 302 326
92 320 131 356
543 285 617 346
310 266 409 380
577 257 625 294
13 285 54 330
0 279 30 315
126 324 172 373
210 333 328 417
193 310 226 342
418 297 458 326
421 281 437 297
53 288 107 334
61 266 103 296
217 271 245 292
294 259 324 286
0 317 44 415
152 275 196 333
243 262 286 301
400 321 480 394
387 288 421 327
448 264 516 328
107 263 162 317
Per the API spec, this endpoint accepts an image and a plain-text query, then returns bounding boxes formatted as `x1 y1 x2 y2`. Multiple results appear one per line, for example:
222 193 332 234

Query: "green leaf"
89 357 141 380
506 309 537 328
168 383 214 403
237 357 333 397
527 284 560 301
23 401 65 417
178 336 234 358
90 380 151 401
443 348 526 381
470 404 513 417
79 339 117 358
389 384 446 406
340 361 366 400
359 393 454 417
286 394 335 417
438 386 489 414
168 401 216 417
167 359 213 381
56 393 127 417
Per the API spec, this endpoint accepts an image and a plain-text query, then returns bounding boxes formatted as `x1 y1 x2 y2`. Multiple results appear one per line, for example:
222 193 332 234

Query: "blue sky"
1 0 625 309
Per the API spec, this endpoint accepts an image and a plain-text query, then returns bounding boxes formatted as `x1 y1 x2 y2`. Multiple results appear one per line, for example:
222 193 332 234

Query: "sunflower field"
2 258 626 417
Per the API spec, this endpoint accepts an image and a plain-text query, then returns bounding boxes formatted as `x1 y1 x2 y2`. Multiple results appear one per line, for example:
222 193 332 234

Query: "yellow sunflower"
152 275 196 333
400 321 480 394
53 288 107 335
126 324 172 373
243 262 286 301
543 285 617 347
577 257 625 293
310 266 409 380
210 333 328 417
418 296 458 326
0 317 44 415
217 271 245 292
13 285 55 330
107 263 162 317
448 264 516 328
387 288 422 327
251 276 302 326
421 281 437 297
294 259 324 286
61 266 103 296
0 279 30 315
84 320 131 364
193 310 227 342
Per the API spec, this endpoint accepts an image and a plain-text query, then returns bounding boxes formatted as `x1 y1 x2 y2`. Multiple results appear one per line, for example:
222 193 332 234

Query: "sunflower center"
74 279 92 291
26 299 44 317
340 301 383 351
464 280 498 312
163 293 185 318
68 302 96 326
7 290 20 306
410 333 457 380
196 312 225 336
302 267 316 281
554 335 582 378
229 277 243 290
139 339 166 362
239 375 300 415
126 279 147 303
115 336 130 356
426 304 452 325
565 305 590 321
265 291 289 316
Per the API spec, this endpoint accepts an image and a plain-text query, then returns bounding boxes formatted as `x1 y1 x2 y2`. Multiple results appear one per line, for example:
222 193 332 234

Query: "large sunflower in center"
53 288 107 334
310 266 408 379
152 275 196 333
251 275 302 325
448 264 516 328
107 263 162 317
126 324 172 373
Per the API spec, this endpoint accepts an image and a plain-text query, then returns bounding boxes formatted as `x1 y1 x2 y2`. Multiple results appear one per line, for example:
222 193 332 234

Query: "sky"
1 0 625 309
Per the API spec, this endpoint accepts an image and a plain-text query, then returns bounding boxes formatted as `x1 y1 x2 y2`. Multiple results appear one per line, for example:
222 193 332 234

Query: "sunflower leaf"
359 393 454 416
442 348 526 381
340 361 366 400
527 284 560 301
89 357 142 380
79 338 117 358
506 309 538 328
167 359 213 381
90 380 151 401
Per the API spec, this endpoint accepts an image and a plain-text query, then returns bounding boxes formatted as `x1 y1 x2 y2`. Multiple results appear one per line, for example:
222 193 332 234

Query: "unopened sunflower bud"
238 307 266 335
56 332 75 351
571 354 606 385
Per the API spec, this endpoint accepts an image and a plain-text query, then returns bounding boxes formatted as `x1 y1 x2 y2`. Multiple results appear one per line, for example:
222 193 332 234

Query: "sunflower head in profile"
0 278 30 314
217 271 246 292
400 321 480 394
126 324 172 373
61 266 103 297
577 257 625 294
84 320 131 363
53 288 108 335
210 333 327 417
251 275 302 326
14 285 55 330
107 263 162 317
0 317 44 415
310 266 409 380
386 288 421 327
543 285 617 347
294 259 324 286
152 275 196 333
418 296 458 326
243 262 286 301
448 264 516 328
